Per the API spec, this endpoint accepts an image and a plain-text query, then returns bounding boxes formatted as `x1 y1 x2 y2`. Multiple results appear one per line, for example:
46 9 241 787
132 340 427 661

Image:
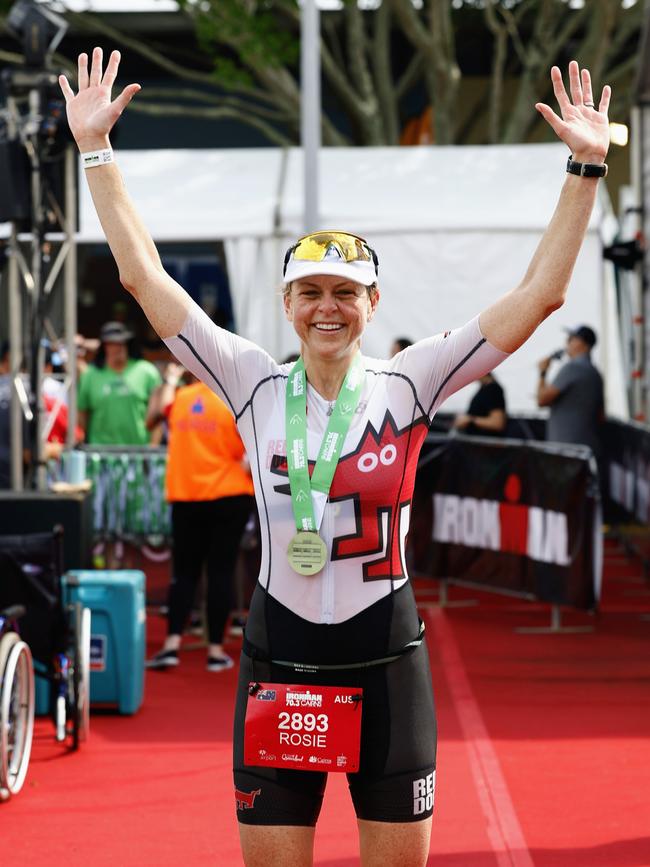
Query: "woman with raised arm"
60 49 609 867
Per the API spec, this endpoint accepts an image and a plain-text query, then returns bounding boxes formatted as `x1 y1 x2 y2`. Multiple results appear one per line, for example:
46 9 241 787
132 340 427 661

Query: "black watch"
566 155 608 178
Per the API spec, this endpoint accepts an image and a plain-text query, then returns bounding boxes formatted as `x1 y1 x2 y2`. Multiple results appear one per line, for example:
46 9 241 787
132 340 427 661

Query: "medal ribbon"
286 355 365 532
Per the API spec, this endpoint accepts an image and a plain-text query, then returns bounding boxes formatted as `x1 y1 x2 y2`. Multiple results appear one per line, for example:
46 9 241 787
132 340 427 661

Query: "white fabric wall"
2 142 620 415
226 228 607 415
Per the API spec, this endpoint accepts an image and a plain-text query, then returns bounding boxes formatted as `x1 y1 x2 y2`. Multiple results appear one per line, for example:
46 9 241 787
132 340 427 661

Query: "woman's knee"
238 823 315 867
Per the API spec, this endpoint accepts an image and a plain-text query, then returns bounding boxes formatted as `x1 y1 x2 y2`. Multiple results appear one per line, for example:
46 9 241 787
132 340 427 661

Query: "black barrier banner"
413 435 601 610
602 418 650 525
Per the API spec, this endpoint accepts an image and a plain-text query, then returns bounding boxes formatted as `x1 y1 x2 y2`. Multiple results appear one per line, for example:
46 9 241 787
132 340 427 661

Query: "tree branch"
502 2 589 144
344 1 383 143
396 52 424 102
130 101 293 147
484 2 508 144
373 0 399 144
428 0 461 144
66 10 282 108
390 0 432 55
322 13 346 75
139 88 291 122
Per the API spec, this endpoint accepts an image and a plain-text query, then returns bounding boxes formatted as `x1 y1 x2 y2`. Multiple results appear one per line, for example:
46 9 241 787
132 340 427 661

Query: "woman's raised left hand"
535 61 610 164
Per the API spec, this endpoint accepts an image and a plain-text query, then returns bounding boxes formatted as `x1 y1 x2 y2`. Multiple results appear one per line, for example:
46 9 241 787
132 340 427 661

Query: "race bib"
244 683 363 773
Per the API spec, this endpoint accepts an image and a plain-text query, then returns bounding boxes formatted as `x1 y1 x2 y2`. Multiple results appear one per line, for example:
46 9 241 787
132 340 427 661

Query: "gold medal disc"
287 531 327 576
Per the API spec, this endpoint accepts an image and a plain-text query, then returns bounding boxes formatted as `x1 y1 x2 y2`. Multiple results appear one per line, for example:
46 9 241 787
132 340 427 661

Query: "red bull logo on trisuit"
235 788 261 810
413 771 435 815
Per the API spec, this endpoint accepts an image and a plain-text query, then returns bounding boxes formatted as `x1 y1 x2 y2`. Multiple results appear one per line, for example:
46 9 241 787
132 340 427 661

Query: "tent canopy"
78 143 626 417
76 143 602 241
3 143 624 416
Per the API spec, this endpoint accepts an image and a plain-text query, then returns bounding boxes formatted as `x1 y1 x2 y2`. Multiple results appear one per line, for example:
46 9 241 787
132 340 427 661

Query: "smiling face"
284 275 379 364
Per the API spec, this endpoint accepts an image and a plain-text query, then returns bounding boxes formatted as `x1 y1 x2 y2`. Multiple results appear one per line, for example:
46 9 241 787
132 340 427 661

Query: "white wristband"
81 148 114 169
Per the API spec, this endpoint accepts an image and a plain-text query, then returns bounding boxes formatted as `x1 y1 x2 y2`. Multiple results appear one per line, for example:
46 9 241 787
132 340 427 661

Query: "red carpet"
3 536 650 866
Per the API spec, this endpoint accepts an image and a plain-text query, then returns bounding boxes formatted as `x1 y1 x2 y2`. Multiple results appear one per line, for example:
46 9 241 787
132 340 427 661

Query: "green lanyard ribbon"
286 355 365 533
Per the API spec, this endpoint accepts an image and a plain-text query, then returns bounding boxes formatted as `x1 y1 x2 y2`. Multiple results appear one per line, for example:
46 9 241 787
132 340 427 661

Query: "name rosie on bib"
244 684 363 773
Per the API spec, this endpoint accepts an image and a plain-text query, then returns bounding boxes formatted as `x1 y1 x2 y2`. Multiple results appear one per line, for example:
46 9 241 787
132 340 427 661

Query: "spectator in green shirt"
78 321 161 445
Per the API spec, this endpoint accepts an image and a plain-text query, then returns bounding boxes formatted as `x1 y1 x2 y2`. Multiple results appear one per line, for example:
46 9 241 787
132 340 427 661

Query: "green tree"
0 0 643 146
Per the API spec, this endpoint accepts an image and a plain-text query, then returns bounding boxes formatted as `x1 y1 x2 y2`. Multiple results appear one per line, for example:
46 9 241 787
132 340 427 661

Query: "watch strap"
566 155 608 178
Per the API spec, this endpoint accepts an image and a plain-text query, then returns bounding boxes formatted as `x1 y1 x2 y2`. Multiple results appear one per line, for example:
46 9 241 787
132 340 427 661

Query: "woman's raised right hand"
59 48 140 151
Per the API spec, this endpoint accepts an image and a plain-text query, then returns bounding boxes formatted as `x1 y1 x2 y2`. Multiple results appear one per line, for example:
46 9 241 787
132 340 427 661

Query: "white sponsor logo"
336 755 347 768
292 372 304 397
322 431 340 462
258 750 277 761
292 439 306 470
286 690 323 708
432 494 570 567
413 771 436 815
282 753 304 763
308 756 332 765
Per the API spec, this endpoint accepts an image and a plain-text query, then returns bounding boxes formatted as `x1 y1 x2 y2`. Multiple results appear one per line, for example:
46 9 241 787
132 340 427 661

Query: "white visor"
284 258 377 285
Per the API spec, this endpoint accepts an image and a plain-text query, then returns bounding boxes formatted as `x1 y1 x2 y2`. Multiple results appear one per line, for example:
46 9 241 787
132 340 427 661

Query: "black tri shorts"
232 639 437 826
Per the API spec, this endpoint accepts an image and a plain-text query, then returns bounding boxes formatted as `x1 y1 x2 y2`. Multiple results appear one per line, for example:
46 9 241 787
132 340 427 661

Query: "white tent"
4 142 626 416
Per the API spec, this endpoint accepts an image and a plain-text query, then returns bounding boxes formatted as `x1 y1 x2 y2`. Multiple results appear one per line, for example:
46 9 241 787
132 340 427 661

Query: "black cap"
566 325 597 349
100 321 133 344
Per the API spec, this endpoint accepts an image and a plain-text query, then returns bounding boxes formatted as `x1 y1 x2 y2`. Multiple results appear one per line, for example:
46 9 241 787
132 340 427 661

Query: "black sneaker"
228 615 247 637
146 649 179 670
206 654 234 673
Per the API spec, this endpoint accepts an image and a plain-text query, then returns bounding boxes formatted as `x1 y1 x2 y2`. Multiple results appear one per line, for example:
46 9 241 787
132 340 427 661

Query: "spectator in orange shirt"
147 365 254 672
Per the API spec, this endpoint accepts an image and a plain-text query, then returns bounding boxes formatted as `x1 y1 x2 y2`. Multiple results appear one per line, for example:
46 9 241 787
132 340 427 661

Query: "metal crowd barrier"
79 446 170 542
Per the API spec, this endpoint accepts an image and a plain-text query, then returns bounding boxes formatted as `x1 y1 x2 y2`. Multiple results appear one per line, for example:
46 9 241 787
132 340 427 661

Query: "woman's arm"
59 48 191 338
479 62 610 353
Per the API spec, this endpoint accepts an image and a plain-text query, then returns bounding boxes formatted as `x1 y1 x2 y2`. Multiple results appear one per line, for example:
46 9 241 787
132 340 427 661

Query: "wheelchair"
0 604 35 801
0 527 91 755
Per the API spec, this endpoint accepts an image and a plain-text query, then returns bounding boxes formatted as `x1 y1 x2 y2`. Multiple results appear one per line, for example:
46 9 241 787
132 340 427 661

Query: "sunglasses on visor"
283 231 379 277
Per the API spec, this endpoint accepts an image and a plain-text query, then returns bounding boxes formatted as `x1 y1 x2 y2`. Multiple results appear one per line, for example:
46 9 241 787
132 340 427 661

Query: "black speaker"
0 490 93 571
0 139 30 223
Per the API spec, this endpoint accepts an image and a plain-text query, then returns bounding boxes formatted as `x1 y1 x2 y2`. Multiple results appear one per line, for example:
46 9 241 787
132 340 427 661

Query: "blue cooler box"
63 570 146 714
34 665 51 716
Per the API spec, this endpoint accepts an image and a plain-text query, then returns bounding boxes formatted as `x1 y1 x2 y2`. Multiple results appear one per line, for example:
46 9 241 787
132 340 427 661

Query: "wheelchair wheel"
0 631 19 799
71 605 91 750
0 634 35 798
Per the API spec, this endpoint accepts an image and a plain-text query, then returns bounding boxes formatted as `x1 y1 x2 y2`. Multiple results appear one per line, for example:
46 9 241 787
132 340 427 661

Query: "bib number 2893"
244 683 363 773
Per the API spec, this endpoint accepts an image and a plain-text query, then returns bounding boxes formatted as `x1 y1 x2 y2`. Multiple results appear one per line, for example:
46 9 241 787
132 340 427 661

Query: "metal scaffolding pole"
5 101 78 489
64 144 78 447
301 0 321 233
8 225 24 491
630 106 645 418
28 87 47 490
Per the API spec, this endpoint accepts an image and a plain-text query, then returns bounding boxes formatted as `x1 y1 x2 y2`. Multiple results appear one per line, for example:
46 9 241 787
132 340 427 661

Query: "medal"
287 531 328 576
285 356 365 576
